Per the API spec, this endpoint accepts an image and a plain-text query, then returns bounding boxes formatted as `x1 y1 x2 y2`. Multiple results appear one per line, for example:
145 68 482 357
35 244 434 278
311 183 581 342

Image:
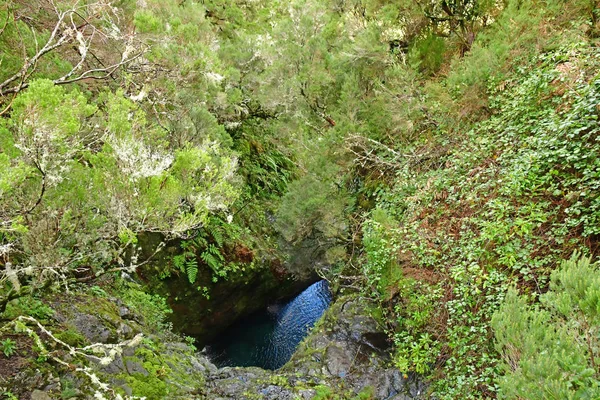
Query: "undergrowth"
360 42 600 398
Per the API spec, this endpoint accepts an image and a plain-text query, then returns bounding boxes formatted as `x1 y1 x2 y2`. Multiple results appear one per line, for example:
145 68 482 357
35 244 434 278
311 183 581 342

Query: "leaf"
201 251 221 273
185 258 198 284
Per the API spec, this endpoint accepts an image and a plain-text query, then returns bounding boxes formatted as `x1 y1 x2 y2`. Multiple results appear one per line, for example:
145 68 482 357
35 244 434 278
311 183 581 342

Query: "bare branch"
54 49 146 86
0 8 74 92
0 4 12 38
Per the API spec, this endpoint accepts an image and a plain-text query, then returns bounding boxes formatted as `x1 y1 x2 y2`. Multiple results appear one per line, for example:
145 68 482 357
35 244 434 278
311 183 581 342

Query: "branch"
0 3 140 97
0 5 11 38
0 49 147 96
0 8 75 93
54 49 146 85
23 164 46 214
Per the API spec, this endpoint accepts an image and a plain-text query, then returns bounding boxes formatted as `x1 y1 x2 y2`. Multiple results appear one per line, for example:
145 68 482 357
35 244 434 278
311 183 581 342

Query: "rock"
324 343 351 377
201 295 428 399
71 313 116 343
299 389 317 399
118 306 132 319
125 360 149 376
117 322 134 339
30 390 52 400
97 354 125 374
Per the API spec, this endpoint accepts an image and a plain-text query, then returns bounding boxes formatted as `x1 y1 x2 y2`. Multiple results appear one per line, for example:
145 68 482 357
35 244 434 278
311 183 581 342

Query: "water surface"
206 280 332 370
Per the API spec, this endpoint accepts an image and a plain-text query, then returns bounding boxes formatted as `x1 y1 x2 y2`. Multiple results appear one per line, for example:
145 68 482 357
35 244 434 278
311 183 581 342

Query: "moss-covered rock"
0 281 214 399
200 294 428 399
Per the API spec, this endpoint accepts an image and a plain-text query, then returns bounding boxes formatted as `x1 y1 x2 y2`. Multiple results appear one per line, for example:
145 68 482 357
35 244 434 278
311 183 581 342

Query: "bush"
492 253 600 399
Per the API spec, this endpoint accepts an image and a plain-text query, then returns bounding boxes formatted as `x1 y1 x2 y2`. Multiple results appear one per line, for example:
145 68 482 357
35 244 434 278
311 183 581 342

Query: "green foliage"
60 378 79 399
54 328 87 348
3 296 54 321
352 386 375 400
361 208 401 296
1 77 239 297
1 338 16 357
172 214 245 284
116 282 172 332
173 250 199 284
313 385 340 400
276 170 351 246
201 244 225 277
492 253 600 399
1 0 600 397
134 10 163 33
392 280 443 374
409 33 446 75
2 392 18 400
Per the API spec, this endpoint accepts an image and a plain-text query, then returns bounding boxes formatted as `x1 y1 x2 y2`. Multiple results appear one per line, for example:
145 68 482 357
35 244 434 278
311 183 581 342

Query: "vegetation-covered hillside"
1 0 600 398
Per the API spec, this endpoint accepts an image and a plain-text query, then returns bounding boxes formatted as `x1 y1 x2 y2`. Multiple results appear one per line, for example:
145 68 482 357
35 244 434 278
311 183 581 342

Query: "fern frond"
185 258 198 284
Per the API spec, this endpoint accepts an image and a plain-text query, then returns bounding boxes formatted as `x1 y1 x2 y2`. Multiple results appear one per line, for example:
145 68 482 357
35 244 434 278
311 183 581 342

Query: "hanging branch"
0 1 147 97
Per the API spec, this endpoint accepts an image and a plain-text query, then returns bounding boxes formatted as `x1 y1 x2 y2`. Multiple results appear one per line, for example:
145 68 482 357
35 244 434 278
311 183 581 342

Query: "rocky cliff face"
135 233 320 346
201 295 427 399
1 283 427 399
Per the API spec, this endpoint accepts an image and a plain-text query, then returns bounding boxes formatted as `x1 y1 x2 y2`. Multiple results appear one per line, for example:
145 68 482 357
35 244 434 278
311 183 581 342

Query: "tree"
0 0 145 101
0 79 239 311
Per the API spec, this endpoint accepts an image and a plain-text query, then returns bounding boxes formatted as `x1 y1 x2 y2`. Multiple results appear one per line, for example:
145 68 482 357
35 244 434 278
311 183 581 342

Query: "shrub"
492 253 600 399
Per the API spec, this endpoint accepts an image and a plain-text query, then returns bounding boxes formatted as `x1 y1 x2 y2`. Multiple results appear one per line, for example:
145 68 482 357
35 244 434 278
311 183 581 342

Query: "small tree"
492 253 600 399
0 79 239 311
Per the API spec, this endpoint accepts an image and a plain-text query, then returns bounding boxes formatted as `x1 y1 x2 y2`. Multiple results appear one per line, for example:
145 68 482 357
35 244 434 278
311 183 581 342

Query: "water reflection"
206 280 332 370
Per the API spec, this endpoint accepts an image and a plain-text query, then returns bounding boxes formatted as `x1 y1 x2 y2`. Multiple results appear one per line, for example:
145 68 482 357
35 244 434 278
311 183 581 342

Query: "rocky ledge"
1 282 426 399
200 295 427 399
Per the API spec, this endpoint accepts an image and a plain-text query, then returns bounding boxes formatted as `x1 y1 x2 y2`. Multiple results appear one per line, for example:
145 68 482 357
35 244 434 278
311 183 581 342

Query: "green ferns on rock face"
492 254 600 399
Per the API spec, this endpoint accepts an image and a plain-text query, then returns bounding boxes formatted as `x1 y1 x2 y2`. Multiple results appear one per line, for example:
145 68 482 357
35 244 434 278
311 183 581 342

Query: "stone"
201 295 428 399
30 390 52 400
117 322 134 339
325 344 351 377
71 313 116 343
97 354 125 374
125 360 149 376
118 306 132 319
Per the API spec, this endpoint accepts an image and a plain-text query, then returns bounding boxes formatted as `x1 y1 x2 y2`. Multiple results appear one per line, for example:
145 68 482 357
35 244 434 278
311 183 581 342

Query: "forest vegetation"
1 0 600 398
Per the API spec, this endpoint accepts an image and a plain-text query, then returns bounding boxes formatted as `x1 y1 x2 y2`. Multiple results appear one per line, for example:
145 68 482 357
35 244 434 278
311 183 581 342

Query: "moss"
313 385 340 400
352 386 375 400
242 391 264 399
125 373 169 399
54 328 87 347
113 338 206 398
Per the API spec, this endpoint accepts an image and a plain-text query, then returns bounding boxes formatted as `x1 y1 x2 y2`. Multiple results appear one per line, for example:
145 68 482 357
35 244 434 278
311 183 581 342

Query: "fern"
201 244 224 274
173 254 186 272
201 252 219 273
185 257 198 284
173 251 198 284
204 220 224 247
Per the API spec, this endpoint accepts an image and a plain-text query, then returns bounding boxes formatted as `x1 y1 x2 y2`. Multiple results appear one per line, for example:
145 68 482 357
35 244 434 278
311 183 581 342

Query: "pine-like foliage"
492 253 600 399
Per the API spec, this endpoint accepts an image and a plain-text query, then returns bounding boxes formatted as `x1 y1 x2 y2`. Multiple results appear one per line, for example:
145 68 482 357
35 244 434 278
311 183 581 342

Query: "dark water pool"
205 280 332 370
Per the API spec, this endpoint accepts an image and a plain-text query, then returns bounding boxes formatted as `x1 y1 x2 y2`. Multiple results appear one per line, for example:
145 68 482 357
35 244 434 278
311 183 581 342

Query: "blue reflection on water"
206 280 332 370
